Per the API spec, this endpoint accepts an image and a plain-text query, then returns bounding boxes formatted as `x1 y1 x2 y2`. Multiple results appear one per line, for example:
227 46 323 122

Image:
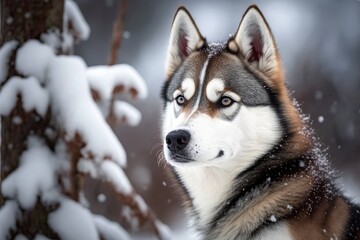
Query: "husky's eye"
175 95 186 105
220 96 234 107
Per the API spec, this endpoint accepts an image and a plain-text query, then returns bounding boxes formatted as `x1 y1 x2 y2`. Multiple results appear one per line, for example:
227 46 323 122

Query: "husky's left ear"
229 5 283 81
166 7 206 78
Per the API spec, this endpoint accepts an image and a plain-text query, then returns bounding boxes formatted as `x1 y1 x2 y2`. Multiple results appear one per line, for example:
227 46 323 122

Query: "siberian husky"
161 5 360 240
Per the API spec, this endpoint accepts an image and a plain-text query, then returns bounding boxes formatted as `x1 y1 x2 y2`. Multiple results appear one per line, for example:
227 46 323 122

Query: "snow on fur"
87 64 148 100
47 56 126 166
0 76 49 116
0 200 19 240
93 214 130 240
1 137 58 209
0 40 18 84
48 198 98 240
15 40 55 83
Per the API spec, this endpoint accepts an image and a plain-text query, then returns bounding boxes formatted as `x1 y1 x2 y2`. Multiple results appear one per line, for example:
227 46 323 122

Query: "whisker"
150 142 163 155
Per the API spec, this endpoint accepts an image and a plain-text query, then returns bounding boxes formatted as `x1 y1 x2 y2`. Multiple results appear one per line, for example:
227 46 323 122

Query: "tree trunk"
0 0 63 238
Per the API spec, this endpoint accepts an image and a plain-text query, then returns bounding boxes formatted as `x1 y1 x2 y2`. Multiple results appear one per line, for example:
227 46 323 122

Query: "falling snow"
318 115 324 123
269 215 277 222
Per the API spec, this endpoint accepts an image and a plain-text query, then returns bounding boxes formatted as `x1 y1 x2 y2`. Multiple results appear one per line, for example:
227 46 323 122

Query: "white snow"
93 214 130 240
87 64 148 101
121 206 140 230
97 193 106 203
78 159 98 178
155 220 174 240
318 115 324 123
6 17 14 25
100 161 132 194
269 215 277 222
34 235 51 240
130 165 152 191
113 101 141 126
1 138 58 209
41 28 62 51
0 40 18 84
134 194 148 214
15 40 55 83
123 31 131 39
0 200 19 240
47 56 126 166
0 76 49 116
64 0 90 40
15 235 28 240
48 198 98 240
79 191 90 207
12 116 23 125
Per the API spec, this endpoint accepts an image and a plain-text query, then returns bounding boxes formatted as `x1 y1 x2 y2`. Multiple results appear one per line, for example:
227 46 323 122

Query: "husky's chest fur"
161 5 360 240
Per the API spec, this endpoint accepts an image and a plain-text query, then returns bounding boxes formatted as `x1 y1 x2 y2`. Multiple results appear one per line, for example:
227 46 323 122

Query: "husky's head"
162 6 297 172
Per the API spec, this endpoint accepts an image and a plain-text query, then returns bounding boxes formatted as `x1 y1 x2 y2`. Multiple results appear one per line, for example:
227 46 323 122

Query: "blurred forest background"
75 0 360 232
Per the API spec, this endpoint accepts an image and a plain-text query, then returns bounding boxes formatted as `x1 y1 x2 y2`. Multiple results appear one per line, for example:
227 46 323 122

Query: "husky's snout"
165 129 191 153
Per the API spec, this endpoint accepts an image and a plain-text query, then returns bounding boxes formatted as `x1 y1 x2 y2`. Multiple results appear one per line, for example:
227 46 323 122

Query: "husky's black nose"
166 130 191 152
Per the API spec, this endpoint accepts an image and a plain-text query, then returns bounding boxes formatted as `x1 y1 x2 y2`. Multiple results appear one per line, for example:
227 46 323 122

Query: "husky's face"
162 6 285 171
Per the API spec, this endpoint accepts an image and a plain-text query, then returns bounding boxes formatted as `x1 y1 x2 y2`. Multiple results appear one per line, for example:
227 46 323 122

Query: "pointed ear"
229 5 282 81
165 7 206 78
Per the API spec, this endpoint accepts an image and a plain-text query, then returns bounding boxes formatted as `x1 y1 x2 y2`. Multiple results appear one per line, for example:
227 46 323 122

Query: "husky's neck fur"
172 136 333 239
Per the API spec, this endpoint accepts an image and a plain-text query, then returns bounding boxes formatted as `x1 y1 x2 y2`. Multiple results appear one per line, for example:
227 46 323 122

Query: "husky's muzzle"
165 129 192 162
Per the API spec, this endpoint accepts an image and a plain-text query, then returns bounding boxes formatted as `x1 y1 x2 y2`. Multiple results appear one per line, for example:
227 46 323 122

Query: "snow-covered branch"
0 0 172 239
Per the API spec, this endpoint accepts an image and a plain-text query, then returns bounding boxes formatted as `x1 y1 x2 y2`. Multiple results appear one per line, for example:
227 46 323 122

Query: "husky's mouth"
171 153 194 163
169 150 225 164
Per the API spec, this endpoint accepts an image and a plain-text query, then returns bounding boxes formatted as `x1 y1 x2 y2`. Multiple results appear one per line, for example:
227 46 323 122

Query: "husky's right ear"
165 7 206 78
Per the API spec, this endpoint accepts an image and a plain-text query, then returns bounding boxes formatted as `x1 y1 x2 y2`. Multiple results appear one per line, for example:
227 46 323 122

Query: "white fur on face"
163 105 282 225
181 78 196 100
206 78 224 102
167 106 281 168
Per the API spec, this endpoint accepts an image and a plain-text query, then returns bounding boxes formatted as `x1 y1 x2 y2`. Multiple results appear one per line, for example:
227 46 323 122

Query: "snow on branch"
93 214 130 240
113 100 141 126
47 56 126 166
100 160 132 194
0 200 19 240
0 0 172 237
87 64 148 101
0 40 18 84
78 159 133 195
16 40 55 84
87 64 146 127
63 0 90 52
64 0 90 41
48 198 98 240
1 137 58 209
15 234 50 240
0 76 49 116
78 155 173 239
